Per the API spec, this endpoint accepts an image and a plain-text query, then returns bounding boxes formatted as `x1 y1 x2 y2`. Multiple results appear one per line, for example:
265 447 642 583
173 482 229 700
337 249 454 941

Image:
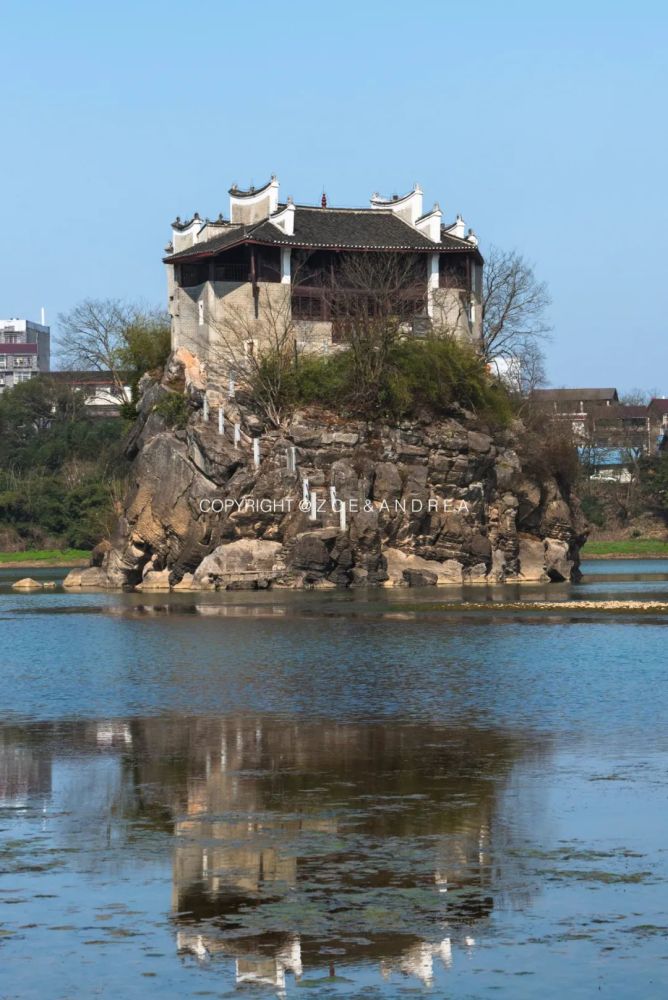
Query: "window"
14 371 34 383
291 293 326 321
2 333 19 344
214 260 247 282
14 356 34 368
470 262 482 296
439 258 467 289
0 356 7 368
180 261 209 287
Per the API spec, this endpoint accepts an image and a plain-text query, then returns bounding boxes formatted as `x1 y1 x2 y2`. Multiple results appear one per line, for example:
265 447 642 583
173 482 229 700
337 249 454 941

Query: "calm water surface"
1 560 668 998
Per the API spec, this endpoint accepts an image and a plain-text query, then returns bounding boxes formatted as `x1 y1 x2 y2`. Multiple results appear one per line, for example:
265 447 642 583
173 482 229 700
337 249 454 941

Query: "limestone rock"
545 537 574 582
192 539 283 590
467 430 492 453
82 352 587 591
62 567 111 588
403 568 438 587
12 577 43 590
384 548 463 587
373 462 403 501
136 570 171 591
518 534 548 581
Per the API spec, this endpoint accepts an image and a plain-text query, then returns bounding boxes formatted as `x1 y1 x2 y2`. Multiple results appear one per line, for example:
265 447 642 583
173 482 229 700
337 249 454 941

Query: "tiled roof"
166 207 480 262
49 370 121 384
533 388 619 402
254 207 437 249
606 405 648 419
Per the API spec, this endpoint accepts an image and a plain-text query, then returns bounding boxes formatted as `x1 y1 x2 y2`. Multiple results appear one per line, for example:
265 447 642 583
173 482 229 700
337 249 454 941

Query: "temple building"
163 176 483 367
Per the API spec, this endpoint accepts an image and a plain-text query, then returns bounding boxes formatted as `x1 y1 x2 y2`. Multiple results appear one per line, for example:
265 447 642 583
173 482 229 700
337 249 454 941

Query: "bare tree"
321 251 428 403
619 388 651 406
496 334 547 401
482 247 551 366
205 282 306 427
57 299 169 403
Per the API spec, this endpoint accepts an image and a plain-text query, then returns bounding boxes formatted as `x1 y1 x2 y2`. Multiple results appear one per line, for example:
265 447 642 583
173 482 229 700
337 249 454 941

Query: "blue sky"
2 0 667 392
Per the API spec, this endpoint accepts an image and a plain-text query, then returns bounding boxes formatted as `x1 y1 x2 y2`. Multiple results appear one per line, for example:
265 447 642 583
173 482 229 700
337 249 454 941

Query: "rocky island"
64 349 587 592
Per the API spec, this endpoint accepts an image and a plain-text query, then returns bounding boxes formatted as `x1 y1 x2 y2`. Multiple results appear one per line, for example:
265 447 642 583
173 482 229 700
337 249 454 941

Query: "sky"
2 0 667 393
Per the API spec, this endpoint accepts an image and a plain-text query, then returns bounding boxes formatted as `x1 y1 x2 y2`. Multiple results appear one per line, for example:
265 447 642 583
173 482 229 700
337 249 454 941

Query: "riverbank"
582 538 668 559
0 548 90 569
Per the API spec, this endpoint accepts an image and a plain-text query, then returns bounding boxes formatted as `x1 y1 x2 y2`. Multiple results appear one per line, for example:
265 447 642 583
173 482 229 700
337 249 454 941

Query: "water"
1 560 668 998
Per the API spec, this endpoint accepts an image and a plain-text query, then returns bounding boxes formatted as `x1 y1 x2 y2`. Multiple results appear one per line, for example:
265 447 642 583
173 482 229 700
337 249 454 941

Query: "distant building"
163 175 483 372
49 371 130 417
532 387 619 418
647 398 668 451
0 318 50 393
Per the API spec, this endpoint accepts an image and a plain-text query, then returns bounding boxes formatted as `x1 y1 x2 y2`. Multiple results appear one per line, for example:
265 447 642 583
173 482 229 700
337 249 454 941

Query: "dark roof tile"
533 388 619 402
166 207 481 262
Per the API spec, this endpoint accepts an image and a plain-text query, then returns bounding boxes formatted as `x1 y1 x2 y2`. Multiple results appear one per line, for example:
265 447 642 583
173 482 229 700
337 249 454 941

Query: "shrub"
154 392 189 429
518 417 581 492
581 495 606 527
286 338 512 424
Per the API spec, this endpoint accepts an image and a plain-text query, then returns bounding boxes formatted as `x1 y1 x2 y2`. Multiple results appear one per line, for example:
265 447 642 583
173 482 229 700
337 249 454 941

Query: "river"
1 560 667 998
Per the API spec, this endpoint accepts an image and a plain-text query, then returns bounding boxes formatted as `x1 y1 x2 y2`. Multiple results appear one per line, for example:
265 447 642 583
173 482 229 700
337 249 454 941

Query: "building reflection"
0 715 545 991
162 717 541 989
0 725 51 806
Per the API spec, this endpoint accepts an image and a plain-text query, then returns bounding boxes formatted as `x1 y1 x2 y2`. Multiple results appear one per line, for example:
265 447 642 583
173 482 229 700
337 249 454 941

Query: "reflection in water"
2 561 668 997
0 716 544 991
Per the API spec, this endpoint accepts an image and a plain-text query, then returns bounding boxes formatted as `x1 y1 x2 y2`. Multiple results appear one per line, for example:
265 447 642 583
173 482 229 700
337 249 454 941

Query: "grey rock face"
84 356 587 591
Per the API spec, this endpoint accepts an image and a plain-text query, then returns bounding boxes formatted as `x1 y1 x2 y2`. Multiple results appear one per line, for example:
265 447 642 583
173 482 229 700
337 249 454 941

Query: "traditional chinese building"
163 176 482 366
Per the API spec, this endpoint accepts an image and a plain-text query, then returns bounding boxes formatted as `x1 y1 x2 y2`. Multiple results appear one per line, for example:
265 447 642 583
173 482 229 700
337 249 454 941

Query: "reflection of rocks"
0 715 545 990
159 716 543 986
68 353 586 591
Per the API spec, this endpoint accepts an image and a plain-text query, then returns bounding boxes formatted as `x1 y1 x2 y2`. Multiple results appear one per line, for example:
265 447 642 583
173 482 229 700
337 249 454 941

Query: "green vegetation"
153 391 189 429
0 298 170 551
640 454 668 515
582 538 668 556
0 376 128 550
259 337 513 425
0 549 90 564
580 494 606 527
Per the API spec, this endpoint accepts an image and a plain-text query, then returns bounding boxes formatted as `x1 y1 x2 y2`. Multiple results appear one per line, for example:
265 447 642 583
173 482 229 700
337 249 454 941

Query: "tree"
640 454 668 518
481 247 551 370
494 335 547 400
57 299 171 403
205 281 306 427
320 251 428 407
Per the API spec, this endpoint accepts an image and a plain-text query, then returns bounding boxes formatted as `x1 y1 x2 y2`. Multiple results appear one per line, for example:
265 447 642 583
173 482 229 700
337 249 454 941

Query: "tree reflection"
0 715 545 989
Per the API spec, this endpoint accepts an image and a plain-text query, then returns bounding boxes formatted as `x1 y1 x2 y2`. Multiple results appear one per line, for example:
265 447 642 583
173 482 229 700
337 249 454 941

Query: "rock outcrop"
12 577 43 591
64 353 587 591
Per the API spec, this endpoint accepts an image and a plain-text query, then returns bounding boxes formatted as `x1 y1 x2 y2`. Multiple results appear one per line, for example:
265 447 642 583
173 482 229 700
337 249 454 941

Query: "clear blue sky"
2 0 666 392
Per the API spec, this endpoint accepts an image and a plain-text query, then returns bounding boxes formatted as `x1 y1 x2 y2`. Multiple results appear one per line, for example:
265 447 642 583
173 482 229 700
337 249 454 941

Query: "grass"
0 548 91 564
583 538 668 557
